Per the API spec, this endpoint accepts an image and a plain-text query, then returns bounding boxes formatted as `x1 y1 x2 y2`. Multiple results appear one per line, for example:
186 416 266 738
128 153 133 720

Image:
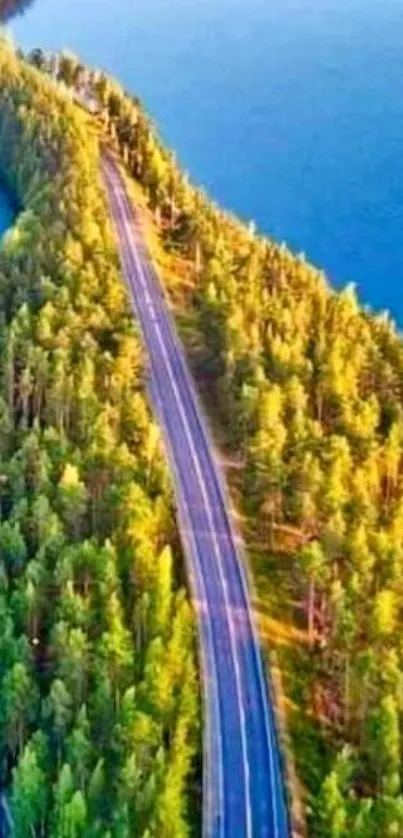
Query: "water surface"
11 0 403 321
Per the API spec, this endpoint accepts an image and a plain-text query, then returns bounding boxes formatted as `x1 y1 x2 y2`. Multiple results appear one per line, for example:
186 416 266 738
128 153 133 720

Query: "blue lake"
11 0 403 321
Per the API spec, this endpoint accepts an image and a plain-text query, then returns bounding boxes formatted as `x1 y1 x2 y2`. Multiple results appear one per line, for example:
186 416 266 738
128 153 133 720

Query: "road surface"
102 155 290 838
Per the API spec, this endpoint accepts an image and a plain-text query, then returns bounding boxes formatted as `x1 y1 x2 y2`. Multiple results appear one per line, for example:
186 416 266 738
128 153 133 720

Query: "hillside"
32 48 403 838
0 40 199 838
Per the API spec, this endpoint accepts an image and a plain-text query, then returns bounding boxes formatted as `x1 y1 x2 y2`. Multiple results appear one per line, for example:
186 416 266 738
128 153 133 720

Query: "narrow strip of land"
102 154 290 838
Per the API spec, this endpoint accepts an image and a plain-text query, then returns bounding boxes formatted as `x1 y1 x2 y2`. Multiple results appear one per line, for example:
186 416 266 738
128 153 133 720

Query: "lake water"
10 0 403 321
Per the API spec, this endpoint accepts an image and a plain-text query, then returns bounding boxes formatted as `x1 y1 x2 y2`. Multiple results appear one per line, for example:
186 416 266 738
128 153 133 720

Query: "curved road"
102 155 290 838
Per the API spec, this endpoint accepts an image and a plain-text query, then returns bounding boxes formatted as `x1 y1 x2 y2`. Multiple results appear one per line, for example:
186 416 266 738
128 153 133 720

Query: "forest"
30 48 403 837
0 41 199 838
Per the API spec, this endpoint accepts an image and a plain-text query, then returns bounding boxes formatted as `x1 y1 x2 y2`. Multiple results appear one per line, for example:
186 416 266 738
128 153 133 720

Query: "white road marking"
103 157 289 838
124 203 252 838
103 165 225 837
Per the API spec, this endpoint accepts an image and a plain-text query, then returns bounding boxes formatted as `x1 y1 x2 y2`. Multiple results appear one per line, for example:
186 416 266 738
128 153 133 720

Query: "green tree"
11 734 48 838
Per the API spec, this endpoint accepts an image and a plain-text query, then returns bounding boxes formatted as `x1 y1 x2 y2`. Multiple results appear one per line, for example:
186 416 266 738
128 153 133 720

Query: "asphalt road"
102 155 290 838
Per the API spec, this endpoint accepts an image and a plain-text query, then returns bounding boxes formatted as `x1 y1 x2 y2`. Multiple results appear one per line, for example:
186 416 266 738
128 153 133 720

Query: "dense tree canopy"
0 41 199 837
17 43 403 836
37 49 403 837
